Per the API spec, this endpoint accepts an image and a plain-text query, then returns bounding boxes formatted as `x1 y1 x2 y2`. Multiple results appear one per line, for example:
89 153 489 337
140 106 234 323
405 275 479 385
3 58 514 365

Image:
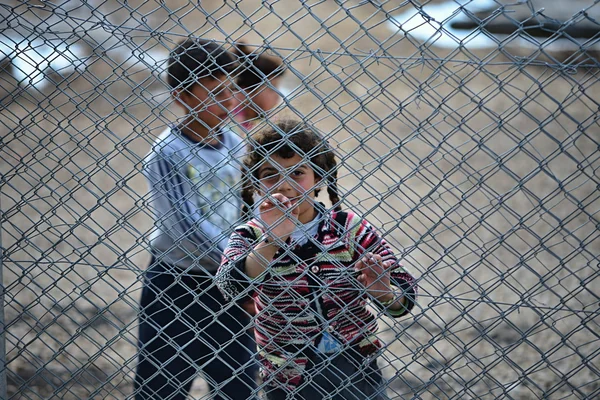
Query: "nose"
222 89 235 109
273 175 294 195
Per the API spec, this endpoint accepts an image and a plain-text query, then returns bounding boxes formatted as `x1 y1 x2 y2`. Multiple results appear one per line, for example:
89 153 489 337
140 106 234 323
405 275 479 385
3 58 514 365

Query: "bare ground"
1 1 599 399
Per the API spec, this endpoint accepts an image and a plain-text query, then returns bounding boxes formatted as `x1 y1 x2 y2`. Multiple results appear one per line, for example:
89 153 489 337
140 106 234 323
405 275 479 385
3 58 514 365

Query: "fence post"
0 192 6 399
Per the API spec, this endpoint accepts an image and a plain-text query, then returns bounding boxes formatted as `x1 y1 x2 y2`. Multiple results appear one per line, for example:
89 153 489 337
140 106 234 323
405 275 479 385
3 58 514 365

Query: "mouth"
266 194 305 207
289 196 305 205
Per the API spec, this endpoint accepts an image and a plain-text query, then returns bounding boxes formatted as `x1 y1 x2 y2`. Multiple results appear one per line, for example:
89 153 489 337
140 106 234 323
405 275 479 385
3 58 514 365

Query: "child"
216 120 418 399
134 38 258 400
231 42 286 130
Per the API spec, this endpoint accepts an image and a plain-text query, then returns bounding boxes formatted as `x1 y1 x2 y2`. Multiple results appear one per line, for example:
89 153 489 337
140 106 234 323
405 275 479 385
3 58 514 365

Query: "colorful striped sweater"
216 207 417 389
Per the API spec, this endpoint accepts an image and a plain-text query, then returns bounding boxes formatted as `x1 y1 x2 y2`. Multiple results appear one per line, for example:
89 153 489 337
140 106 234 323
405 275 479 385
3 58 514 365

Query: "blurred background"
0 0 598 398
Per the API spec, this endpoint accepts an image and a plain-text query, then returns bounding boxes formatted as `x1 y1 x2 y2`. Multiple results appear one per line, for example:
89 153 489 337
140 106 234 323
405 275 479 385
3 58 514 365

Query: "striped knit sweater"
216 207 417 389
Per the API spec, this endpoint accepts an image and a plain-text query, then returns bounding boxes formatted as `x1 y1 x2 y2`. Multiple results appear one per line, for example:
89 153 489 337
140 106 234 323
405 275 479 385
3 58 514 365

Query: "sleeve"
143 149 230 253
353 215 418 318
216 225 268 302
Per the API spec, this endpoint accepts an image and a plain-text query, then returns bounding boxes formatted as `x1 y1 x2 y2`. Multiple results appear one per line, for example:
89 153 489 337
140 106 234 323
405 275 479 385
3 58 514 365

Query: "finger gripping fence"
0 0 599 399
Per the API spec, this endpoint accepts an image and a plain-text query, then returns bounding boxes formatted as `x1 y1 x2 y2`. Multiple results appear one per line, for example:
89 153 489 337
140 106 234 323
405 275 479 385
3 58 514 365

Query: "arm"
215 224 271 301
244 193 298 278
353 218 418 318
143 150 231 252
217 193 298 299
244 238 280 278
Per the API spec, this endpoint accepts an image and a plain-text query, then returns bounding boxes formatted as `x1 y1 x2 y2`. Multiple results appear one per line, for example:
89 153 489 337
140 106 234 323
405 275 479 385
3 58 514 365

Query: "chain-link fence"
1 0 599 399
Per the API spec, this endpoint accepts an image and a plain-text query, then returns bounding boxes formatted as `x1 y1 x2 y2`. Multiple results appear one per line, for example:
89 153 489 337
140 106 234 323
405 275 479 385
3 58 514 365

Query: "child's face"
256 153 321 219
176 74 235 129
247 77 283 115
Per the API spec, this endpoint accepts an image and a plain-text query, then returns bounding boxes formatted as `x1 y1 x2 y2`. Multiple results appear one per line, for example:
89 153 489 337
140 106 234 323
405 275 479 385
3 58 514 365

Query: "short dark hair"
167 38 237 90
232 42 286 89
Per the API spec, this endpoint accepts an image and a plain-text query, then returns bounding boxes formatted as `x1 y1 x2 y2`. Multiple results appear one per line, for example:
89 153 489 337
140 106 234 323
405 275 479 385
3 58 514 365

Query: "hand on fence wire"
257 193 299 244
354 252 393 297
241 298 256 315
354 252 407 312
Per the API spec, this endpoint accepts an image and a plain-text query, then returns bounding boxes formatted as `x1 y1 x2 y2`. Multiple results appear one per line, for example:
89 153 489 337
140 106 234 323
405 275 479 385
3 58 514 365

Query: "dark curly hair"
241 119 341 219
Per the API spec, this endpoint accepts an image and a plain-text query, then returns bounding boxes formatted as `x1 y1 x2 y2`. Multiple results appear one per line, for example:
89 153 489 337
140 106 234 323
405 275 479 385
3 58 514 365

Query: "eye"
260 172 279 182
291 170 305 178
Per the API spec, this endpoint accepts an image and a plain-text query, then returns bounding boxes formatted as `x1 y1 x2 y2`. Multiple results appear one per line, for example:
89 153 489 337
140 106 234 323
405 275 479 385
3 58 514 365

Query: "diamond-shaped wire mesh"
1 0 599 399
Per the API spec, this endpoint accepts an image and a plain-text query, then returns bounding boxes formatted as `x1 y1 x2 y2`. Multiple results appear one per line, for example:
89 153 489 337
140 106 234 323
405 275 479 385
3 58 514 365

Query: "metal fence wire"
1 0 599 399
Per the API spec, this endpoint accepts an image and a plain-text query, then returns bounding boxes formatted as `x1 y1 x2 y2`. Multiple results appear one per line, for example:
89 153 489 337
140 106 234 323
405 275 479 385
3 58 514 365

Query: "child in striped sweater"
216 119 417 399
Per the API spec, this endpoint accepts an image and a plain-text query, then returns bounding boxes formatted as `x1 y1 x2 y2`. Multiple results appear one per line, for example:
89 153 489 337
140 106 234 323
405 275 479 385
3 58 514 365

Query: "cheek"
252 94 265 109
187 91 208 107
205 102 226 116
188 98 212 114
257 180 276 194
266 92 281 109
255 91 280 111
182 98 200 111
297 177 319 194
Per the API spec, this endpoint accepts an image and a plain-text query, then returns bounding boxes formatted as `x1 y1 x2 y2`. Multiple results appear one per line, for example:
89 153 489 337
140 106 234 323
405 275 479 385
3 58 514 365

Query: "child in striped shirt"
216 119 418 399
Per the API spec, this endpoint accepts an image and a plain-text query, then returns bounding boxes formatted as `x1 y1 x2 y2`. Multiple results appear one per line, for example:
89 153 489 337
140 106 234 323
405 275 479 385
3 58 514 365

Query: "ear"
171 88 188 108
313 177 324 192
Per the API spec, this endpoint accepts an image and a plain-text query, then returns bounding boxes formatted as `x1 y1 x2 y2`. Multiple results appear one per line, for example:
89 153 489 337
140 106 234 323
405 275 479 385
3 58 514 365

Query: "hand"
257 193 299 243
241 299 256 316
354 252 394 301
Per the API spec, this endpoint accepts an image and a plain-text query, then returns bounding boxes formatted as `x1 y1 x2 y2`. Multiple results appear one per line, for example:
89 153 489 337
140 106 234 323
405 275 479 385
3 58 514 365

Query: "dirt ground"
1 0 599 399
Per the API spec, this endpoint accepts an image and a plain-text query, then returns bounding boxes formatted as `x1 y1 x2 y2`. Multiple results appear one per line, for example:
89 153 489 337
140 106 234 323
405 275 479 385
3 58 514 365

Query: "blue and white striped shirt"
143 127 245 273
